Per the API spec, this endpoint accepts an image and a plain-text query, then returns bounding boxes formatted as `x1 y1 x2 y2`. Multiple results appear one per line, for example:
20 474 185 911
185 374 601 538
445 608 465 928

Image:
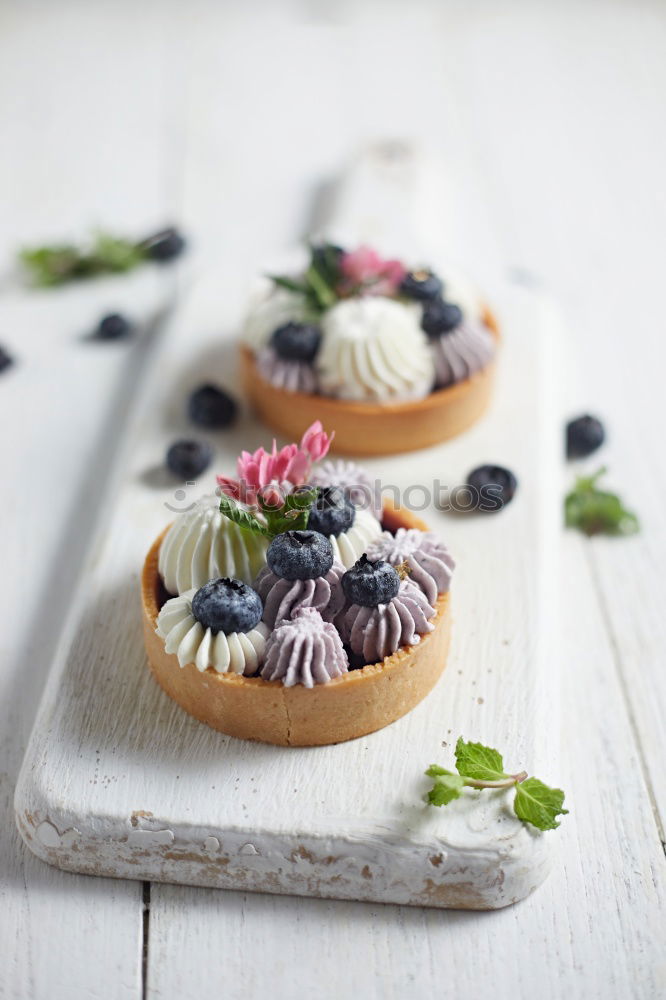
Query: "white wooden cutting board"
14 149 562 909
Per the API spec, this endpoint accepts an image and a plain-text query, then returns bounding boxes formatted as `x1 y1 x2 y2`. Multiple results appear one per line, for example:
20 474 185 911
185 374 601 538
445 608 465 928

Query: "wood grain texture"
3 0 666 996
0 3 185 997
14 264 558 911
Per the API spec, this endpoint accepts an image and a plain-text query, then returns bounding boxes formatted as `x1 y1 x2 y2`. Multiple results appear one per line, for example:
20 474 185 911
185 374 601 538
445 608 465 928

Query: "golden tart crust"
141 502 451 746
240 306 499 456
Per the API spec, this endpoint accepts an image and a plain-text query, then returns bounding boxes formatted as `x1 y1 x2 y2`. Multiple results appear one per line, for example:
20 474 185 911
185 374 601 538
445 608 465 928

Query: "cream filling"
317 298 435 402
159 493 268 595
328 507 383 569
156 589 269 674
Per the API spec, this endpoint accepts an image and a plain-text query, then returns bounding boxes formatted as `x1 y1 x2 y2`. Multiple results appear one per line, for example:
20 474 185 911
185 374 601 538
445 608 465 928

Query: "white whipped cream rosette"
242 280 309 353
159 494 268 595
327 507 383 569
156 590 269 674
316 297 435 403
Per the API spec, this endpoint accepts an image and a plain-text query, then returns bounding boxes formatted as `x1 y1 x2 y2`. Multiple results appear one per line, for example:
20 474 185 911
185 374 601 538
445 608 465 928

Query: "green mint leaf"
426 769 465 806
218 492 271 538
309 242 343 287
20 231 146 287
305 262 337 310
454 737 508 781
513 777 568 831
91 232 144 273
267 275 309 295
264 486 318 536
565 466 640 537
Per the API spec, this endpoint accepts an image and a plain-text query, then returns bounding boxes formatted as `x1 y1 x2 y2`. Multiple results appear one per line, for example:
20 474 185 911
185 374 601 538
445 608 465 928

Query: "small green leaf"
513 777 568 831
454 737 508 781
267 275 309 295
305 262 337 310
218 492 271 538
425 764 450 778
565 467 639 537
426 771 465 807
264 486 318 536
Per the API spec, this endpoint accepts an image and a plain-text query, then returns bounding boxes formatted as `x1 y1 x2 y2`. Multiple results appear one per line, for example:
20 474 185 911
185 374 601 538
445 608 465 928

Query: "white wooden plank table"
2 1 666 998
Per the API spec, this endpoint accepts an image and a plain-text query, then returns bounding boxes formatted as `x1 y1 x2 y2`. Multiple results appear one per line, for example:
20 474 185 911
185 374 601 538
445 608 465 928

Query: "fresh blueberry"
342 554 400 607
307 486 355 537
188 384 238 429
421 299 463 337
266 530 333 581
466 465 518 512
271 322 322 363
566 414 605 459
95 313 133 340
166 439 213 479
191 578 263 635
400 269 443 302
0 345 14 373
142 226 186 262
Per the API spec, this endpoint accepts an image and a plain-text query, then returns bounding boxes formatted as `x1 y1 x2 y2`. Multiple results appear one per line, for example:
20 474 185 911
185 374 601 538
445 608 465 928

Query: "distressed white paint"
14 261 559 909
3 0 666 996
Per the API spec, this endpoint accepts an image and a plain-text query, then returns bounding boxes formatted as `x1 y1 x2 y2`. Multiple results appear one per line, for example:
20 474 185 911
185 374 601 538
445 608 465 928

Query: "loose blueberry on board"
271 322 322 363
400 269 443 302
188 384 238 429
166 440 213 479
307 486 355 537
566 414 606 459
94 313 133 340
142 226 186 262
266 530 334 581
0 345 14 373
421 299 463 337
191 578 263 635
342 554 400 607
466 464 518 512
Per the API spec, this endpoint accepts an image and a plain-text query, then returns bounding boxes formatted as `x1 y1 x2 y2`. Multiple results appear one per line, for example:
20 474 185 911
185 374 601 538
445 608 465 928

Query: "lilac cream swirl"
260 606 349 687
366 528 455 605
256 346 318 394
254 560 346 629
338 580 436 663
310 458 383 519
430 318 495 388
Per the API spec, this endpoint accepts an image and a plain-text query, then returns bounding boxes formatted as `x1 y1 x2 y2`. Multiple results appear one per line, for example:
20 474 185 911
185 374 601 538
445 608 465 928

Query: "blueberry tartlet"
141 422 454 745
240 244 499 455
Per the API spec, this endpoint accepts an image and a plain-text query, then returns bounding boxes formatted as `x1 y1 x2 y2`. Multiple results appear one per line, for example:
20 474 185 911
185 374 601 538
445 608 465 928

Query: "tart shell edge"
141 503 452 746
240 306 500 456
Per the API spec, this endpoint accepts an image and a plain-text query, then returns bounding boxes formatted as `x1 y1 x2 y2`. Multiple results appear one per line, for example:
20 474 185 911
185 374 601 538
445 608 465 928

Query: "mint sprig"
425 737 568 832
565 466 639 537
219 486 318 540
218 492 272 538
268 242 343 315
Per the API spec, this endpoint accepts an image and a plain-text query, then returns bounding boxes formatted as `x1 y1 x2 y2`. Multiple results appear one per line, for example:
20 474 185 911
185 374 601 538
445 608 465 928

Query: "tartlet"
240 244 499 456
142 425 454 746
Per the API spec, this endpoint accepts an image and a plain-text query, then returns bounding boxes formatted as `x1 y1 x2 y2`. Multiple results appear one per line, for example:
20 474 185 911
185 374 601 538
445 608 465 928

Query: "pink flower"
300 420 333 462
217 422 334 508
339 245 406 297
